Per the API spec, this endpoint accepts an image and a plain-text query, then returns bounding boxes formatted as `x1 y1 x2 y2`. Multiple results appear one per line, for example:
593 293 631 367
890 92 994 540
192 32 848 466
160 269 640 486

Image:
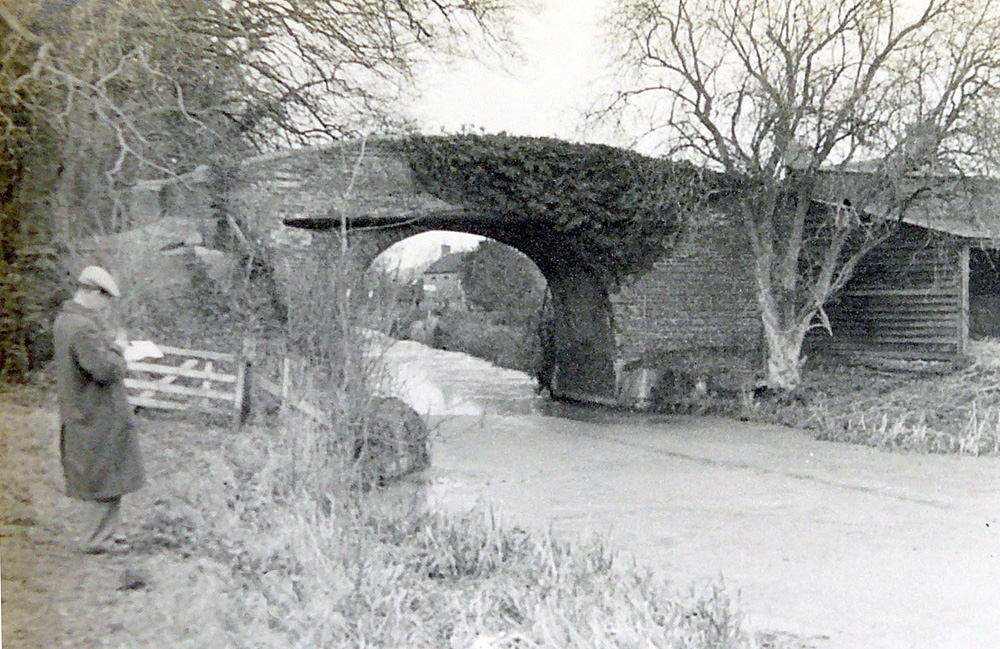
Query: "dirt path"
427 411 1000 649
1 394 247 649
0 401 119 648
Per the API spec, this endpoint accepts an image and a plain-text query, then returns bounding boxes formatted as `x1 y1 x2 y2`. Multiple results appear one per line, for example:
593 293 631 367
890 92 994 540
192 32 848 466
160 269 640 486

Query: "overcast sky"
409 0 614 142
380 0 942 270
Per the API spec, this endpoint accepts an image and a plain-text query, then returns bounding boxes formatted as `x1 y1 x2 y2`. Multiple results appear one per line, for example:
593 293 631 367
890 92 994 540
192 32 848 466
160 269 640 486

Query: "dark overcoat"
53 301 145 501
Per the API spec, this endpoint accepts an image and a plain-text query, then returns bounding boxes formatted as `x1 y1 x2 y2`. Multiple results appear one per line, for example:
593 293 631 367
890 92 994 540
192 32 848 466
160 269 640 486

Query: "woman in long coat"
53 266 144 551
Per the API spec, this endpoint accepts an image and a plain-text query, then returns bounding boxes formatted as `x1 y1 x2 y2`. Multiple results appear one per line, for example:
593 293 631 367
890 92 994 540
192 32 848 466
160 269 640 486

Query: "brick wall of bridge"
611 210 762 364
224 143 456 315
129 143 766 398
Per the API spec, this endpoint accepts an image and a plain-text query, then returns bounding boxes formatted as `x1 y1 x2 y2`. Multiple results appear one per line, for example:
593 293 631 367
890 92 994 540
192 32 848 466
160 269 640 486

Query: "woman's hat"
77 266 121 298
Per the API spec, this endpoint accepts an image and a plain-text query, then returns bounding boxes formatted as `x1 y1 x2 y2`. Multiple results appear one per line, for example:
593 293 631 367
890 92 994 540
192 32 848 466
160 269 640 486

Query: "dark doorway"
969 248 1000 339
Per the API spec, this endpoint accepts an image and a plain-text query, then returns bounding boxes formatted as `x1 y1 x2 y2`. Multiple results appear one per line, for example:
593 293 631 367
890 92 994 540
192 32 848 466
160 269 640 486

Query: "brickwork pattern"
612 211 762 362
134 142 764 400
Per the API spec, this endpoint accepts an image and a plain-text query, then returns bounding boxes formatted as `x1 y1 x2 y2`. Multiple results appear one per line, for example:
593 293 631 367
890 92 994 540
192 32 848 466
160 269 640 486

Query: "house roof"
424 252 465 275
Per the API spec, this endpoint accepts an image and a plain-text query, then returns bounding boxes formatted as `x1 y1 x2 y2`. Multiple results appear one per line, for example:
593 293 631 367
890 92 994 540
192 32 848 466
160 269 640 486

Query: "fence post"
232 338 254 430
281 355 292 414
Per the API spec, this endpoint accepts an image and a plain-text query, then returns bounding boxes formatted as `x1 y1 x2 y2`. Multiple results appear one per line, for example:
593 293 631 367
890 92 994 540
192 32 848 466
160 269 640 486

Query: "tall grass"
101 160 755 646
122 241 752 646
136 407 754 649
747 352 1000 455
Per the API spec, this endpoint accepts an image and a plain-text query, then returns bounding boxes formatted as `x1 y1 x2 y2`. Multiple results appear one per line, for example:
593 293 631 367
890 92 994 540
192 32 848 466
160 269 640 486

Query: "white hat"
77 265 121 298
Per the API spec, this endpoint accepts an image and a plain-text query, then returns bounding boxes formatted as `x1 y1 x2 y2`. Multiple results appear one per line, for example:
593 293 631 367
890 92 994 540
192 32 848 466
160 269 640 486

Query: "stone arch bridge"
130 140 761 405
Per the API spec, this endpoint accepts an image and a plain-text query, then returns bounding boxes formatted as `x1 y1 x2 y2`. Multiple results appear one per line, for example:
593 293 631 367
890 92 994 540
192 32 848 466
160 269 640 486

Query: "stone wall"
611 210 762 365
129 167 214 228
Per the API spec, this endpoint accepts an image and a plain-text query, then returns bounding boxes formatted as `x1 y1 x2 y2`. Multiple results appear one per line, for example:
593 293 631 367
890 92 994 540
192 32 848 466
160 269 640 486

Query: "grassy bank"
412 309 540 376
746 343 1000 455
137 411 755 647
645 340 1000 455
1 381 770 648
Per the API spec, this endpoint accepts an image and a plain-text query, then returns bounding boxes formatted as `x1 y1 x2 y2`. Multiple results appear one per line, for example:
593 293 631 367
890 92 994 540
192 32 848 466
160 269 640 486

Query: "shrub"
400 134 725 283
0 243 68 381
432 310 539 374
644 346 762 414
743 350 1000 455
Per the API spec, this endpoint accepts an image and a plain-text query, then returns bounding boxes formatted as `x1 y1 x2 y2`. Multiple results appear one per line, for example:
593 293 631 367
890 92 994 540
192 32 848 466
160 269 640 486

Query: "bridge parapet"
235 141 461 232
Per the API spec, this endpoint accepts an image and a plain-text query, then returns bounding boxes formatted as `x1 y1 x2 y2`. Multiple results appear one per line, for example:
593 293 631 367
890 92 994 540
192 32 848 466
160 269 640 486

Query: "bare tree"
0 0 513 235
0 0 512 377
598 0 1000 389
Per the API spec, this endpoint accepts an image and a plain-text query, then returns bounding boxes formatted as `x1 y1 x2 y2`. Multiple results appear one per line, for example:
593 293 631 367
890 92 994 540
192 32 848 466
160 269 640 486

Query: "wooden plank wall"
809 226 967 361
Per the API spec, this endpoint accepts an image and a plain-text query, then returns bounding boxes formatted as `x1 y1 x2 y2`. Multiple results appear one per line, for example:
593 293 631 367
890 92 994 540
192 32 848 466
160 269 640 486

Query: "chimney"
441 244 451 256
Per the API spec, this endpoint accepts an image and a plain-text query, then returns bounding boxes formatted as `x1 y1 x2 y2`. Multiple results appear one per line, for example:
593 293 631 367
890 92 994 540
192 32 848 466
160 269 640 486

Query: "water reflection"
366 332 658 423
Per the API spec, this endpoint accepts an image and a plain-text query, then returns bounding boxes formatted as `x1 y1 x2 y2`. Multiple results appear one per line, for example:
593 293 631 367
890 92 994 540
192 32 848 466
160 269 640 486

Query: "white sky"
380 0 616 270
409 0 614 143
374 231 484 274
407 0 932 142
380 0 942 270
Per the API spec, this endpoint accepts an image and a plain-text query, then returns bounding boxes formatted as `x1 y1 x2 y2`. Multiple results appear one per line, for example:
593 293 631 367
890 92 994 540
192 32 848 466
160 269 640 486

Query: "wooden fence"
253 345 330 422
125 344 252 428
125 339 336 428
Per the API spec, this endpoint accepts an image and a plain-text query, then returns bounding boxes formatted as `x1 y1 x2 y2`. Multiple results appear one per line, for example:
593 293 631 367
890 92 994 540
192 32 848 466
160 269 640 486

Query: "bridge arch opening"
342 226 617 402
360 231 552 387
268 136 698 402
140 137 716 405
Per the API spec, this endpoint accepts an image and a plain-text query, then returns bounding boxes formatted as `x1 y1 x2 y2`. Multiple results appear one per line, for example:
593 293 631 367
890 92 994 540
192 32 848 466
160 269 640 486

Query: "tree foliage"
401 133 724 283
460 240 546 326
2 0 513 230
602 0 1000 388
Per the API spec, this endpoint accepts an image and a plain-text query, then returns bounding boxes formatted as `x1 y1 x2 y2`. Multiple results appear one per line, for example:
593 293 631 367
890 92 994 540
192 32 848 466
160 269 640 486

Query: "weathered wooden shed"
807 176 1000 363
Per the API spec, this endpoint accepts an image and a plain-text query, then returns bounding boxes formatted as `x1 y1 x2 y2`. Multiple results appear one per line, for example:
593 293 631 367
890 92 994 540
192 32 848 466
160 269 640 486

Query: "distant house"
421 245 467 312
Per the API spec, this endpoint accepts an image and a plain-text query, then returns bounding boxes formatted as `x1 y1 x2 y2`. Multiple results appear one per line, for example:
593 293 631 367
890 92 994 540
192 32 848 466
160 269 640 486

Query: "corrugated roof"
816 168 1000 240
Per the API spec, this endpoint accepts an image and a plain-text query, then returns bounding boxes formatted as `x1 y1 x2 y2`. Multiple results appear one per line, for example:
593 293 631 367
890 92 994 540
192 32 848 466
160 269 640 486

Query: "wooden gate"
125 344 252 427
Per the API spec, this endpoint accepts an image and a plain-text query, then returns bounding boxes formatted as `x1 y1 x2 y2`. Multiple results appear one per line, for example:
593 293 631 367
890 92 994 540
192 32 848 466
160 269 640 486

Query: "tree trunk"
761 313 808 391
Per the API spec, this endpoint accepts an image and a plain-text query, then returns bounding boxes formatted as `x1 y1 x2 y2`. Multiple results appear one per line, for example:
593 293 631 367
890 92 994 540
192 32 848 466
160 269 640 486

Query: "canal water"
369 334 1000 649
367 333 546 417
